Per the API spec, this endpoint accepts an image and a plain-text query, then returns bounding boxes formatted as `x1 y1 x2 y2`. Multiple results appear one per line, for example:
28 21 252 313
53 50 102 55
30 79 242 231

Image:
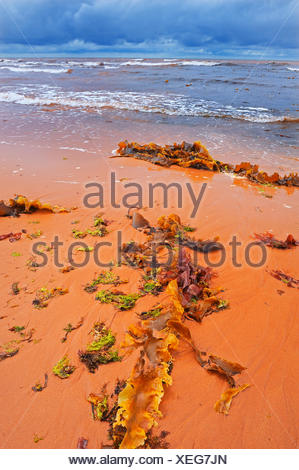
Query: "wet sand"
0 138 298 449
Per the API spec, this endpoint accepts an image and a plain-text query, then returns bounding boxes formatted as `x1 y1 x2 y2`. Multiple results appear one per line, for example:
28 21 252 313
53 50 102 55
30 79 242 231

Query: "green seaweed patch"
216 299 229 310
0 340 19 360
12 252 22 257
27 230 43 239
72 229 87 239
61 318 83 343
86 228 107 237
76 246 93 252
138 306 163 320
88 393 109 420
84 271 127 293
9 325 25 333
53 355 75 379
78 322 121 373
95 290 140 310
140 279 163 296
33 287 68 309
183 225 196 232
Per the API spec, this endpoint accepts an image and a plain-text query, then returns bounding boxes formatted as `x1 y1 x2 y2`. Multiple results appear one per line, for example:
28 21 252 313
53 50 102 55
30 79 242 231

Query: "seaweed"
33 434 44 444
27 256 40 271
76 246 93 252
0 232 22 242
203 355 246 387
53 355 75 379
131 211 150 230
138 306 163 320
0 195 69 217
84 270 127 293
0 346 19 361
140 278 163 296
26 230 43 240
214 384 250 415
269 270 299 288
61 318 84 343
254 232 298 249
72 229 87 239
33 287 68 309
116 141 299 187
77 437 88 449
88 392 109 420
60 265 75 273
9 325 24 332
32 373 48 392
78 323 121 373
11 282 20 295
95 290 140 310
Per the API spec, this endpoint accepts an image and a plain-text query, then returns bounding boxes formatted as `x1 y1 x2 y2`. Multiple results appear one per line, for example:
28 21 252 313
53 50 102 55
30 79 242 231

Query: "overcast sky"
0 0 298 58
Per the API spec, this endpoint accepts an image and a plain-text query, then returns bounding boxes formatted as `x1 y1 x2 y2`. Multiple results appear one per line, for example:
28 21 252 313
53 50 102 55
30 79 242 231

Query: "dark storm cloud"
0 0 298 56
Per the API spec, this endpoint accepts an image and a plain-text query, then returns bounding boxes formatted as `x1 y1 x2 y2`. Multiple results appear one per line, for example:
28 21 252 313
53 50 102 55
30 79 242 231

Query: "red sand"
0 140 298 449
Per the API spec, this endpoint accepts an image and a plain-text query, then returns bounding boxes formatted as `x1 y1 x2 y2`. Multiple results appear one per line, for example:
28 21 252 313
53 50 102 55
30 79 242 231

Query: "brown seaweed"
0 232 22 241
214 384 250 415
32 373 48 392
0 195 69 217
254 232 298 249
269 270 299 288
77 437 88 449
61 318 84 343
116 141 299 187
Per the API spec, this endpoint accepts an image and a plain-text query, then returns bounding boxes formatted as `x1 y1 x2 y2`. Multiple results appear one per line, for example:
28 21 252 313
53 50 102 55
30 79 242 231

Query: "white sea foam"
0 65 68 74
0 85 288 123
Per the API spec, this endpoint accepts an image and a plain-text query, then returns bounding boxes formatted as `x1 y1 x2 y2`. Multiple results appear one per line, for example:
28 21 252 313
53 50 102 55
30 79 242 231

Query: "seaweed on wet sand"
61 318 84 343
32 373 48 392
77 437 88 449
0 232 22 242
117 140 299 187
32 287 68 309
138 306 163 320
88 392 109 421
78 323 121 373
214 384 250 415
53 355 75 379
84 270 127 293
11 282 20 295
269 270 299 288
254 232 298 249
95 290 140 310
0 195 69 217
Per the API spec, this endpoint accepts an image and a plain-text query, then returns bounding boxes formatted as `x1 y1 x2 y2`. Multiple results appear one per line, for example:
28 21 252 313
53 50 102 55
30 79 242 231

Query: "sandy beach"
0 119 298 449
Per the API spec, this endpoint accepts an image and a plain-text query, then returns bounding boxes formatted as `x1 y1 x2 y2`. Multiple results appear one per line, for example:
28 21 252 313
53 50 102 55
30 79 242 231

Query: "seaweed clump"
254 232 298 249
269 270 299 288
78 322 121 373
61 318 84 343
84 270 127 293
53 355 75 379
32 287 68 309
95 290 140 310
117 141 299 187
32 373 48 392
0 195 69 217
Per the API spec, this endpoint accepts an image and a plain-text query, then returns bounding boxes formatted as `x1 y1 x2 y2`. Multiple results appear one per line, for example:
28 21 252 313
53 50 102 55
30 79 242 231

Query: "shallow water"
0 57 298 171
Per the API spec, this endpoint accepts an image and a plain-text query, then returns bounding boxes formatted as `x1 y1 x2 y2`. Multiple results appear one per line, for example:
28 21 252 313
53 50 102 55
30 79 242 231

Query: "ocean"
0 57 298 172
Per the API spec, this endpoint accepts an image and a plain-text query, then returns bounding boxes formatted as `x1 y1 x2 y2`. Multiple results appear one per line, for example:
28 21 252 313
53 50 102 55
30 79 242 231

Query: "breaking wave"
0 85 294 123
